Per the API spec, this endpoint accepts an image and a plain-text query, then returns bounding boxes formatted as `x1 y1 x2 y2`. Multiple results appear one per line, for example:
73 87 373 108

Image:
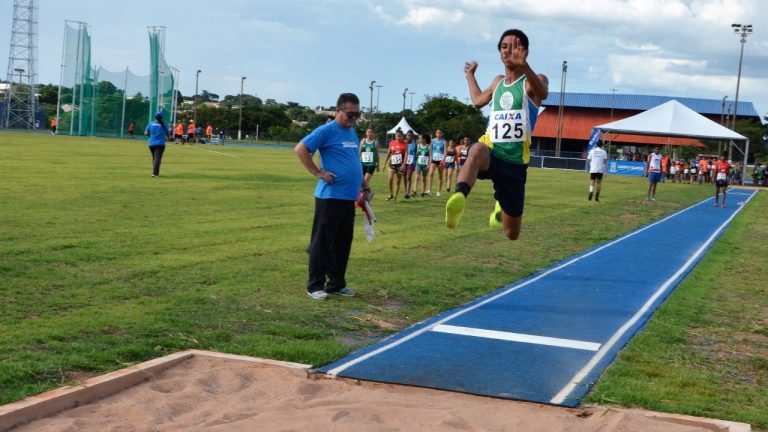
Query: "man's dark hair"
336 93 360 108
498 29 529 51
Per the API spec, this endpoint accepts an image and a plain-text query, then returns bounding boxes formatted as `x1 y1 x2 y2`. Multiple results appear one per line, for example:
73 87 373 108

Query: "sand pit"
1 350 750 432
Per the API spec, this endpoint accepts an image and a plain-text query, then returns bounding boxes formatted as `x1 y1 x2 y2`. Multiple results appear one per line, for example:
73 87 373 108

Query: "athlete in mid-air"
445 29 548 240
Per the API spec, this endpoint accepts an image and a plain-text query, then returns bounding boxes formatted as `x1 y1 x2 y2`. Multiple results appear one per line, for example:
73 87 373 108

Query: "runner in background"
206 124 213 143
457 136 473 176
646 146 663 201
404 130 417 199
359 127 380 186
427 129 446 196
384 129 407 200
444 138 458 193
415 133 431 196
587 141 608 201
50 117 57 135
713 154 730 208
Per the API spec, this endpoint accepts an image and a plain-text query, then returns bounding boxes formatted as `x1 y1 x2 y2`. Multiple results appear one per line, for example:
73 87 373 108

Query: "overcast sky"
1 0 766 118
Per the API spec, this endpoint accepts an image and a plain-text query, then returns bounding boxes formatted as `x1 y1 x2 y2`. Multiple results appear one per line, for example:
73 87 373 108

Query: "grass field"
1 131 766 428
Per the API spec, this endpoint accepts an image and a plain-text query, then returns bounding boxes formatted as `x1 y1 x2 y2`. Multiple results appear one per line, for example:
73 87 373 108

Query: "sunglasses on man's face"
340 110 361 119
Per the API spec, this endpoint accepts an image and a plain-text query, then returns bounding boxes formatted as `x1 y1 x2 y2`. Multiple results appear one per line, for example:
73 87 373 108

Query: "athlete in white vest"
587 141 608 201
646 147 664 201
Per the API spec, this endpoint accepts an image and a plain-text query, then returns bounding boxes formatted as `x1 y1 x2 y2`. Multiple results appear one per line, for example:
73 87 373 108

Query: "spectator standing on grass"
144 110 170 177
127 122 136 139
206 124 213 142
646 147 663 201
294 93 371 300
187 120 196 144
174 121 184 143
50 117 57 135
587 141 608 201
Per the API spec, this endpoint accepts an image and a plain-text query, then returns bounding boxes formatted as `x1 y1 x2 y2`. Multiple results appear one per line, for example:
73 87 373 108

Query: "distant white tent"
595 100 746 141
595 99 749 179
387 117 417 135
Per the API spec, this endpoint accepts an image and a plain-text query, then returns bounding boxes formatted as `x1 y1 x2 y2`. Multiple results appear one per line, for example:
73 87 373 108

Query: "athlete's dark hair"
498 29 529 51
420 133 431 143
336 93 360 108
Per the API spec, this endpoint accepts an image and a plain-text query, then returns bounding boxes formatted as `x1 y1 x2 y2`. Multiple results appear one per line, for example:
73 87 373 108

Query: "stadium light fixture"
369 80 376 125
555 61 567 157
375 85 383 113
728 23 751 160
402 88 408 112
408 91 415 110
239 76 246 141
194 69 201 134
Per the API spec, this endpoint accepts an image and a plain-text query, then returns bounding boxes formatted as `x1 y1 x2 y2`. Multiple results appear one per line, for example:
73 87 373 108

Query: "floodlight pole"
194 69 201 129
729 23 752 160
409 91 415 110
375 85 382 114
238 76 246 140
555 61 567 158
402 88 408 112
368 80 375 126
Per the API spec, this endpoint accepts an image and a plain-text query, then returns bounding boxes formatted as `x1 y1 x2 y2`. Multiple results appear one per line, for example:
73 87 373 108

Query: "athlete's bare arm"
465 60 503 109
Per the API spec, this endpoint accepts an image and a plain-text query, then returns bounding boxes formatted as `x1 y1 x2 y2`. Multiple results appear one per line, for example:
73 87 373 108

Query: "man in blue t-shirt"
295 93 372 300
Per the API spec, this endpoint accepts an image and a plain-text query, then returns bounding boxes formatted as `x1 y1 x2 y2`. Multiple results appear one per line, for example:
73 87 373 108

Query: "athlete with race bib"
360 127 380 185
646 147 663 201
713 154 731 208
384 129 408 200
445 28 548 240
415 133 431 197
427 129 446 196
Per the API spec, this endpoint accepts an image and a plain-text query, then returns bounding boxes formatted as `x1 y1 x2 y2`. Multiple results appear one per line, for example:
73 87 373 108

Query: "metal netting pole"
120 67 127 137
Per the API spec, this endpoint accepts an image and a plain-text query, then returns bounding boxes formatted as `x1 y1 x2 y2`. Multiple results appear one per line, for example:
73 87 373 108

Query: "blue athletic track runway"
318 188 758 407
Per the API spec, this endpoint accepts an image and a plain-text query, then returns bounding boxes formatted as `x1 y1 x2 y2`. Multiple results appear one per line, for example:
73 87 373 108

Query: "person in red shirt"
713 154 731 208
384 129 408 200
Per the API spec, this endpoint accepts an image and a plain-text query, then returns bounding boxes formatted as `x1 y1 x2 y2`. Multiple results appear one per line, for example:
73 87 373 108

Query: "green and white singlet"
415 143 430 167
485 75 539 165
360 139 378 167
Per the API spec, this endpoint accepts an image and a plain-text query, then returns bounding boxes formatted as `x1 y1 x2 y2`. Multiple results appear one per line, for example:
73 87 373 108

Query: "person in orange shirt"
698 156 708 184
187 120 196 144
661 154 670 183
174 121 185 143
205 124 213 143
384 129 408 200
50 117 57 135
713 154 730 208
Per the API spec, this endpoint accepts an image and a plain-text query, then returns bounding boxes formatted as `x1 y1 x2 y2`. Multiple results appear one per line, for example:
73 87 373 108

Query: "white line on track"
188 146 240 158
432 324 601 351
325 192 737 377
549 189 758 405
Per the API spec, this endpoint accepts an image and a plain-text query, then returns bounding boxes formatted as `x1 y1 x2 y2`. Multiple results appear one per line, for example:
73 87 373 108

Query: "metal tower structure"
4 0 39 129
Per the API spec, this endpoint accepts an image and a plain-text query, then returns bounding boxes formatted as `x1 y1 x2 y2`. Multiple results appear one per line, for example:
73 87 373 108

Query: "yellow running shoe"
489 201 503 229
445 192 465 229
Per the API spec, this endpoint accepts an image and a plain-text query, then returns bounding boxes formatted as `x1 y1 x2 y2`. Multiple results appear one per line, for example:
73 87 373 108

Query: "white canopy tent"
595 100 749 179
387 117 418 135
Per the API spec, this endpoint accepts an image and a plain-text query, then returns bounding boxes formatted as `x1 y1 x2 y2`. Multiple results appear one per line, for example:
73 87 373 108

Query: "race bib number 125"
488 109 527 143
